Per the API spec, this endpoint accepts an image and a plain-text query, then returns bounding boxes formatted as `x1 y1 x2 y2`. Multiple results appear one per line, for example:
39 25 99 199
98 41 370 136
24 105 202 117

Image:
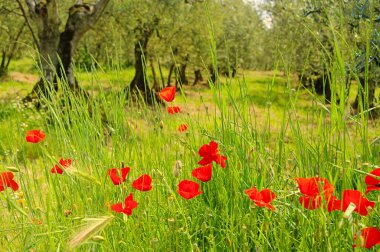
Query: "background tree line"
0 0 378 114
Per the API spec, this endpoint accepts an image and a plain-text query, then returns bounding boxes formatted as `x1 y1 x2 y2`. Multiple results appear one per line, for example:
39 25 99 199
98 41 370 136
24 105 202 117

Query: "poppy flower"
245 187 276 211
327 195 342 212
365 168 380 194
132 174 152 191
51 158 72 174
177 180 203 199
198 141 227 168
167 106 180 114
0 171 19 192
354 227 380 249
159 87 176 102
341 190 375 216
295 177 334 210
26 130 45 143
111 193 138 215
108 167 130 185
178 124 188 132
192 164 212 182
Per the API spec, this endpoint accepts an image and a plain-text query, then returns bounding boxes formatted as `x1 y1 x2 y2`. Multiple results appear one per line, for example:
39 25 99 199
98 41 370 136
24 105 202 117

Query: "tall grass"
0 9 380 252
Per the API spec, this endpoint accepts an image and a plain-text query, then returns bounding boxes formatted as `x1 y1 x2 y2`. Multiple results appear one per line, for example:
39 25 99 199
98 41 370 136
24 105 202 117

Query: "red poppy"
51 158 72 174
108 167 130 185
365 168 380 194
198 141 227 168
26 130 45 143
159 87 176 102
354 227 380 249
0 172 19 192
299 195 322 210
295 177 334 210
192 164 212 182
111 193 138 215
341 190 375 216
167 106 180 114
245 187 276 211
178 124 188 132
132 174 152 191
177 180 203 199
327 195 342 212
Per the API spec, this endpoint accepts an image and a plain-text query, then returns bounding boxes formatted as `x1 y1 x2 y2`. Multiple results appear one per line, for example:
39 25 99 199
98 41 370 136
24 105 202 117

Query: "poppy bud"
173 160 183 178
6 166 19 172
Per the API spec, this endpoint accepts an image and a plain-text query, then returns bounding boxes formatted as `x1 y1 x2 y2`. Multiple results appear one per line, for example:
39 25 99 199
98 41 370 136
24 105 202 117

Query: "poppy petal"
168 106 180 114
192 164 212 182
26 130 45 143
214 154 227 168
260 189 276 203
365 168 380 194
178 124 188 132
0 172 19 192
360 227 380 249
177 180 203 199
342 190 375 216
111 203 124 213
159 87 176 102
299 195 322 210
132 174 152 191
327 196 342 212
295 178 320 196
198 156 214 166
51 165 64 174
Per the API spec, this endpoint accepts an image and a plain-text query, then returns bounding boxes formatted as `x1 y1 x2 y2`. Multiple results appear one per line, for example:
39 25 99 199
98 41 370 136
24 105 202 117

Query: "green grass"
0 60 379 251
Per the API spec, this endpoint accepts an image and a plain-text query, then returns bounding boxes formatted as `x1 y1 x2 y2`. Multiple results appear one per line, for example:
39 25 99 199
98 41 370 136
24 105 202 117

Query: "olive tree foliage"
16 0 110 104
75 0 266 93
217 0 266 75
0 0 28 77
262 0 379 114
349 0 380 116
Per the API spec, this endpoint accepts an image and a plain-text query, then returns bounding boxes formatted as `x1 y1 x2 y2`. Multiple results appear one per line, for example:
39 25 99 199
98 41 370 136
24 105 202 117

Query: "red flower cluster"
295 177 334 210
245 187 276 211
108 166 152 216
51 158 72 174
158 87 183 119
108 167 130 185
168 106 180 114
198 141 227 168
178 124 188 132
111 193 138 215
296 177 375 216
177 141 227 200
0 172 19 192
26 130 45 143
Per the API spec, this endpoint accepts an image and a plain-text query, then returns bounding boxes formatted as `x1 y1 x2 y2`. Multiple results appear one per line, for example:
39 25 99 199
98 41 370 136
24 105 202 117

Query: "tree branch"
6 22 26 69
90 0 111 23
16 0 40 52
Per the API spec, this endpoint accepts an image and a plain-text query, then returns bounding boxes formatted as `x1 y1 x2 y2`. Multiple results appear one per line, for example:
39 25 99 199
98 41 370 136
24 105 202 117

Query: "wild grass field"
0 58 379 251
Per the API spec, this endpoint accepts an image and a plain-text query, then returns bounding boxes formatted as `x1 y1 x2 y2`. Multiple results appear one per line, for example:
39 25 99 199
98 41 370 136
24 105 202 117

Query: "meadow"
0 58 380 251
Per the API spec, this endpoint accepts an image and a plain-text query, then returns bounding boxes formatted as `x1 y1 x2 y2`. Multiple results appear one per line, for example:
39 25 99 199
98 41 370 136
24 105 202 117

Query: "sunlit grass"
0 59 379 250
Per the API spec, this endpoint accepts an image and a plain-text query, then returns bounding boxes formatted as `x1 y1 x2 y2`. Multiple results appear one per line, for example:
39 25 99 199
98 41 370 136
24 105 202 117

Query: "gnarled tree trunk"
167 63 175 87
22 0 110 104
127 17 160 104
193 69 203 86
